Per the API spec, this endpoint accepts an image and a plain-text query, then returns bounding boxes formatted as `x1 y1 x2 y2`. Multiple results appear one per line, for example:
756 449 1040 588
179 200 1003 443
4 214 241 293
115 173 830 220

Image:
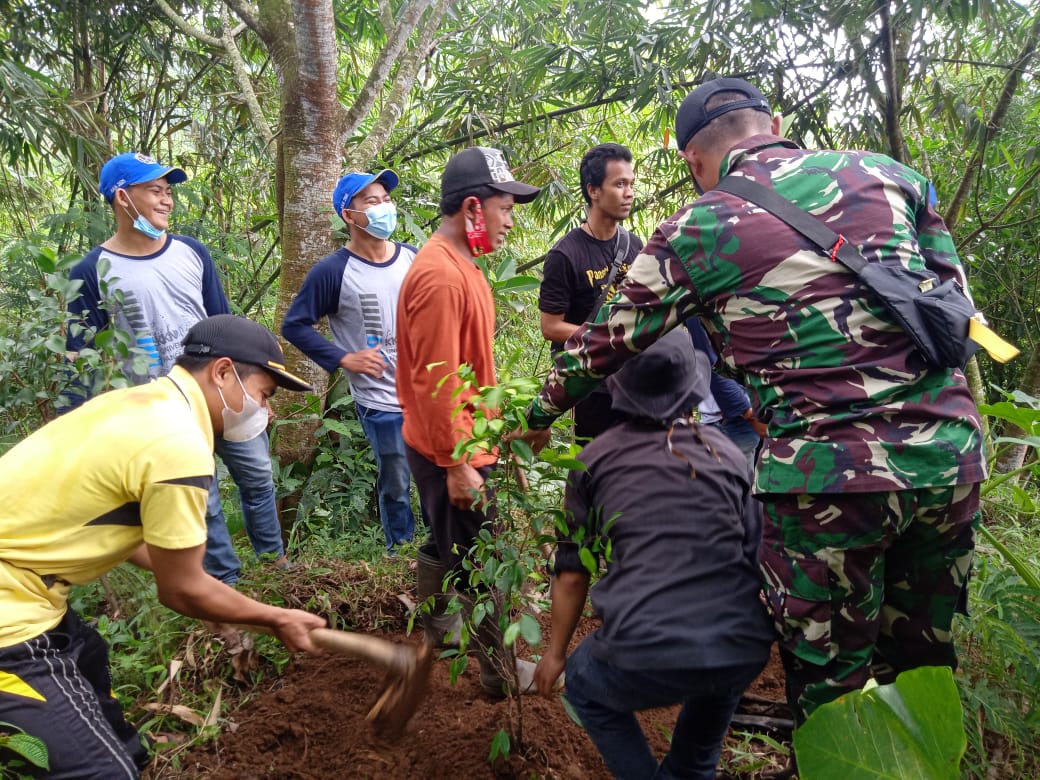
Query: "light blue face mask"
120 190 167 240
349 201 397 240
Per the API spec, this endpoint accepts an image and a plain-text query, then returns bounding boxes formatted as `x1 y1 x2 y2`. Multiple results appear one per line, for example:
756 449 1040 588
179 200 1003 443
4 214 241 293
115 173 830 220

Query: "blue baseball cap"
99 152 187 203
332 170 399 215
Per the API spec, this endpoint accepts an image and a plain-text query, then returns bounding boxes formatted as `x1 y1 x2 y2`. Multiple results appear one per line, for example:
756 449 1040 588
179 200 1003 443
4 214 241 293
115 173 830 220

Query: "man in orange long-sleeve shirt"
397 147 540 696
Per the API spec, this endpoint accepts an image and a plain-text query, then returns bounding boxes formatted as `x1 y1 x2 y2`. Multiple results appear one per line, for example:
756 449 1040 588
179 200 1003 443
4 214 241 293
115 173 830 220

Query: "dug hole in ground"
161 577 791 780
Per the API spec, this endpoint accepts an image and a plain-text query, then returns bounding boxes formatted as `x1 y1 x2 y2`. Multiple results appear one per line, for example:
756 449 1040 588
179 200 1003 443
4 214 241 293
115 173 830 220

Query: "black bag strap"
589 226 632 320
713 176 868 274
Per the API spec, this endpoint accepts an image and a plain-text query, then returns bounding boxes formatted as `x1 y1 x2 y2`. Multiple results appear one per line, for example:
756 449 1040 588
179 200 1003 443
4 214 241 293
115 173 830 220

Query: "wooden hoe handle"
308 627 413 675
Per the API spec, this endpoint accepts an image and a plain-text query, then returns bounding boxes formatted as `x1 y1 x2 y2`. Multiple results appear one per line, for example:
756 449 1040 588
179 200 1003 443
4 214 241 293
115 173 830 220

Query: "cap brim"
489 180 541 204
262 362 313 393
131 164 187 187
162 166 188 185
374 170 400 193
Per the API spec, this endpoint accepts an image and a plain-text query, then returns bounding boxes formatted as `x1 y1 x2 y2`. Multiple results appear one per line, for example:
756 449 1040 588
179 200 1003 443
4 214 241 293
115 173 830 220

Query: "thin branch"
240 237 283 312
944 9 1040 228
899 56 1035 71
342 0 435 140
956 164 1040 249
220 5 274 148
155 0 274 150
155 0 223 47
223 0 264 39
351 0 453 164
397 88 677 163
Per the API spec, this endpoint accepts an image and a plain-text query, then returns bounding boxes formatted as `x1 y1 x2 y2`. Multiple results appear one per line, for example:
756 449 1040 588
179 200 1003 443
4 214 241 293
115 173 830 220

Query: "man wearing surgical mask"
283 170 422 553
65 152 294 586
1 315 326 780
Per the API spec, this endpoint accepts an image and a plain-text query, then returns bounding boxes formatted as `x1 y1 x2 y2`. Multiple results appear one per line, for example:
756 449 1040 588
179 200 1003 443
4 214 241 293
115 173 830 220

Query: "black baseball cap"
182 315 313 392
441 147 541 203
675 77 771 152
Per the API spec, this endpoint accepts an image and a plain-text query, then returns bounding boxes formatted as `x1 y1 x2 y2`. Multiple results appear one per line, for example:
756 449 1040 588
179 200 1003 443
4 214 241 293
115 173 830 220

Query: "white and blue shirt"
66 234 229 389
282 243 417 412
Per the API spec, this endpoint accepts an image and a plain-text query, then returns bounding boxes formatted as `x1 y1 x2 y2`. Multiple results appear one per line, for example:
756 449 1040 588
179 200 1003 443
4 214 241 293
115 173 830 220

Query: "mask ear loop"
118 188 142 222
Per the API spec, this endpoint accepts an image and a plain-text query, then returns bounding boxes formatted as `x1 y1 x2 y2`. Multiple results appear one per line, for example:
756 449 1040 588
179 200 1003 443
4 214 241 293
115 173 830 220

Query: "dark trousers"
565 638 764 780
0 611 147 779
759 482 979 722
405 444 497 589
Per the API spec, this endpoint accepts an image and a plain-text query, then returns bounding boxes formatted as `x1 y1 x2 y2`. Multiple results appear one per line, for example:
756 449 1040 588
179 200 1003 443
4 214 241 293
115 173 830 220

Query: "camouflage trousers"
759 483 979 723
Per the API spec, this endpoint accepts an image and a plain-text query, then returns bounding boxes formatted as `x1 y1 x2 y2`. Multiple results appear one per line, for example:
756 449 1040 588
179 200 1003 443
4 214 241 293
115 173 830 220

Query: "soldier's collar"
719 135 800 179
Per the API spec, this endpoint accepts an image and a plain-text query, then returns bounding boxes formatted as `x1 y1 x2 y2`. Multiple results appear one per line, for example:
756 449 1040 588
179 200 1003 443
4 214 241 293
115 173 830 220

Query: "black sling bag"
714 175 979 370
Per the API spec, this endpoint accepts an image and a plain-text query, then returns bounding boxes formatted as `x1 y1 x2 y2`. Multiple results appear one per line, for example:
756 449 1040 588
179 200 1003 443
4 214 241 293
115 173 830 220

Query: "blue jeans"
717 417 760 475
203 430 284 585
564 639 762 780
356 402 417 551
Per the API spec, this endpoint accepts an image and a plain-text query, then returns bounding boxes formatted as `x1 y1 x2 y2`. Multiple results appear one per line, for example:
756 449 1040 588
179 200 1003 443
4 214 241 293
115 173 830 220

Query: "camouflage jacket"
530 135 987 495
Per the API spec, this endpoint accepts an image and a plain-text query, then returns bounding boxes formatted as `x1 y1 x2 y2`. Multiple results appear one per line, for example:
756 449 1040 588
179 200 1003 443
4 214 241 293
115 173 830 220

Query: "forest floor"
146 563 794 779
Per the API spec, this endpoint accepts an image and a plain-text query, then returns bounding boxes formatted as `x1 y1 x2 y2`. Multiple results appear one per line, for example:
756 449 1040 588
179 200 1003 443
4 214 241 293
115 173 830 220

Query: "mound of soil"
171 617 789 779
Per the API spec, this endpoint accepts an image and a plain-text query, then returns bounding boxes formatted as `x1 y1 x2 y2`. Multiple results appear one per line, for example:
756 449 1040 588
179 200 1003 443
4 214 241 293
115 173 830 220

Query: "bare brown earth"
164 609 791 779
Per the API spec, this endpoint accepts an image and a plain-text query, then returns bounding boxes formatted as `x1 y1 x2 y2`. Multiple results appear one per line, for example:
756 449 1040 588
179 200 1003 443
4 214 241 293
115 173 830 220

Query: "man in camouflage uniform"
522 77 986 723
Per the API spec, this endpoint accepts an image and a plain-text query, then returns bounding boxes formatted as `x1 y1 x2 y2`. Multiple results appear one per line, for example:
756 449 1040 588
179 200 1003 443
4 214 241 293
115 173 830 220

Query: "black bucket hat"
607 328 710 425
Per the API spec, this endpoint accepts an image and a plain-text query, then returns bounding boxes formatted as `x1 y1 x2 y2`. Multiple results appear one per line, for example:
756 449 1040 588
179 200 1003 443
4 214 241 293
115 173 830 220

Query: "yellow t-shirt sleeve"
132 433 212 550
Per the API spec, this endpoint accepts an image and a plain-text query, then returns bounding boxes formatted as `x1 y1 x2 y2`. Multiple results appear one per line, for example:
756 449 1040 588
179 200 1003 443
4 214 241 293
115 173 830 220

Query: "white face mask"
218 366 268 442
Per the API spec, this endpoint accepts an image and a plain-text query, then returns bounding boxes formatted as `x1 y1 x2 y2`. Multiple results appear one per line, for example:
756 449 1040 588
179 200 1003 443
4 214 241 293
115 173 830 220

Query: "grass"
956 511 1040 780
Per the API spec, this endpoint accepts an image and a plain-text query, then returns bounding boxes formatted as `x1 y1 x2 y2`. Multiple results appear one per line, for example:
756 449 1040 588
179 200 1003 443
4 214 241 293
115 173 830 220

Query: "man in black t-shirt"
538 143 644 440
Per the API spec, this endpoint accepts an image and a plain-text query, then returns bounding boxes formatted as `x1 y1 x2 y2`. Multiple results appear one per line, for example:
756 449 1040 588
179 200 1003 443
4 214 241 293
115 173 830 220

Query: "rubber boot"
465 594 538 698
415 547 462 649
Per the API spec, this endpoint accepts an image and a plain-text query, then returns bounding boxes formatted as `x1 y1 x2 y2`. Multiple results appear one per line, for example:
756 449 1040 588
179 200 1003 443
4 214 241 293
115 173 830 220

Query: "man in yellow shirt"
0 314 326 779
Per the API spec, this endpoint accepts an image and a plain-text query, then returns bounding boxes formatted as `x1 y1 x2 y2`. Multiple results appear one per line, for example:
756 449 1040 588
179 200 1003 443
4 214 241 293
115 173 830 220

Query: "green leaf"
518 612 541 645
44 334 66 354
979 401 1040 435
793 667 965 780
976 524 1040 589
503 621 521 646
0 731 49 769
492 274 540 293
489 728 511 762
509 438 534 460
578 547 598 575
559 693 584 727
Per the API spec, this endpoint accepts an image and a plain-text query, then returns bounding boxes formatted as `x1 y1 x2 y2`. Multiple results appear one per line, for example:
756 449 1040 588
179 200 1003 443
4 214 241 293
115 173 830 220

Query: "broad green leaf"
1 732 49 769
560 693 583 727
979 402 1040 434
578 547 597 575
794 667 965 780
518 612 541 645
43 334 65 354
503 621 520 646
489 728 511 762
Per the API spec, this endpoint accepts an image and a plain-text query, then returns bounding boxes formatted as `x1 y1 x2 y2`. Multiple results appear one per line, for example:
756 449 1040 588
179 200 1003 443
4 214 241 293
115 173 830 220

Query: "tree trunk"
877 1 909 163
256 0 344 467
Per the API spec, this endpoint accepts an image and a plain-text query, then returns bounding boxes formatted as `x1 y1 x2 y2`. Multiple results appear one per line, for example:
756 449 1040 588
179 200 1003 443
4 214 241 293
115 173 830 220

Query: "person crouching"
533 328 776 779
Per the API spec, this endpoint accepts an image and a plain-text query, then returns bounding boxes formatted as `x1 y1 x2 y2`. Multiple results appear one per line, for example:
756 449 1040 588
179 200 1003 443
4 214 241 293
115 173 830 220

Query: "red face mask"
464 198 494 257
